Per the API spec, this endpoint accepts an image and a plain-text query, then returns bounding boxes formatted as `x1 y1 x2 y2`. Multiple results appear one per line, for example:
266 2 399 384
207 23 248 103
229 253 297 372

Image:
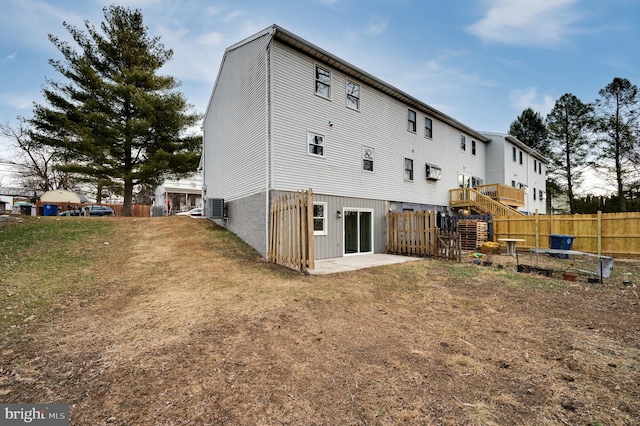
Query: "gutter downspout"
265 36 273 258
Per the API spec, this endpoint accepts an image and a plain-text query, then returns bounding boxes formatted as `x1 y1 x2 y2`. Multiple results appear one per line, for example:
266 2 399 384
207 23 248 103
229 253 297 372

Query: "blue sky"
1 0 639 169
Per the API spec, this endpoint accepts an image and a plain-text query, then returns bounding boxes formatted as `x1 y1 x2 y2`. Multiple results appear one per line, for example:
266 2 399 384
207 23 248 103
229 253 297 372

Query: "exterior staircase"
449 187 524 216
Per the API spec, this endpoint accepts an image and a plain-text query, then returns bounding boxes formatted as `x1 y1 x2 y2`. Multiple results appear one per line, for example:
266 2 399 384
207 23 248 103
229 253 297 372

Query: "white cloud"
224 10 245 22
467 0 583 47
4 52 17 62
365 17 388 36
509 87 555 116
0 92 38 110
196 32 225 46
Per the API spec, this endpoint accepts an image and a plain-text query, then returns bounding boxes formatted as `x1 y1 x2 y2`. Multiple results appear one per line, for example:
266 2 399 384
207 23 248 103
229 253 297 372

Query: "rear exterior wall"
269 41 487 208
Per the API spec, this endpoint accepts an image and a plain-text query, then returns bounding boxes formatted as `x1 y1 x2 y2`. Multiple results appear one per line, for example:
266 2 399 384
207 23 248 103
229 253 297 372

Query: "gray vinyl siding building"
202 25 521 259
482 132 548 214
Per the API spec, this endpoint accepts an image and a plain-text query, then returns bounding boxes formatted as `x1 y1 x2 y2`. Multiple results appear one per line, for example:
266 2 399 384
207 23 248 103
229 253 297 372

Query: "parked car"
60 205 115 217
175 208 203 217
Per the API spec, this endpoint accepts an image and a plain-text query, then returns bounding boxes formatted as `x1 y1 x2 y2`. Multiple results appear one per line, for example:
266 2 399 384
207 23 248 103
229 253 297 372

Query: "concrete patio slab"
309 253 423 275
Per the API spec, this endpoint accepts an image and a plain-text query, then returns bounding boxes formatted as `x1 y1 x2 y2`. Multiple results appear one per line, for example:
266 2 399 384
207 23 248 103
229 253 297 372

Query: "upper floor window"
404 158 414 181
362 146 374 172
512 146 517 162
519 150 523 165
313 202 327 235
460 135 466 151
425 117 433 138
315 65 331 98
308 132 325 157
407 109 417 132
346 80 360 110
534 159 537 172
471 140 476 156
539 164 543 175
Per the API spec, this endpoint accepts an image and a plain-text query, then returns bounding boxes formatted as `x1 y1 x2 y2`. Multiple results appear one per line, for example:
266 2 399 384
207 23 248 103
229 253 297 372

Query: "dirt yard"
1 217 639 425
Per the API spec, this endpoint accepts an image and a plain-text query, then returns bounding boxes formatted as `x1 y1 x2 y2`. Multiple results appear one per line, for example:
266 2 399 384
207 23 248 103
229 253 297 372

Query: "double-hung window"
346 80 360 110
534 160 537 172
315 65 331 98
512 146 517 162
425 117 433 138
308 132 324 157
460 135 466 151
471 140 476 156
313 202 327 235
404 158 414 181
407 109 417 132
362 146 374 172
519 150 523 165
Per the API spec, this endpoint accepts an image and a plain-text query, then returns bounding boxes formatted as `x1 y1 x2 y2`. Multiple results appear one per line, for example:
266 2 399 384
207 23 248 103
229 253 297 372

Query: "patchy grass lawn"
1 216 638 425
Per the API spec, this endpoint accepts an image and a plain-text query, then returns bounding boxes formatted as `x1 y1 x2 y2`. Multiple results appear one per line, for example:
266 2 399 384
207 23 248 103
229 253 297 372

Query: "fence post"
306 189 314 271
597 210 602 256
535 209 539 251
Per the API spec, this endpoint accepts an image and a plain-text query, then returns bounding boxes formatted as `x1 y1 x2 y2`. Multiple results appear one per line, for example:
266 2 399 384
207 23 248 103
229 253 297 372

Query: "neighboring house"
202 25 546 259
482 132 548 215
153 172 203 215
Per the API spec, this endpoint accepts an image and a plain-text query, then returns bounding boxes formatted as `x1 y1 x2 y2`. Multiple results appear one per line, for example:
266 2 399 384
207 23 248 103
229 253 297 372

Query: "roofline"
482 131 549 163
270 25 490 142
205 24 490 143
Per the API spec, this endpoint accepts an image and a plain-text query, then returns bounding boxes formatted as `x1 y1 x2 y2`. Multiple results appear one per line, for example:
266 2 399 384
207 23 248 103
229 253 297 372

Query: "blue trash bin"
42 204 59 216
550 234 575 258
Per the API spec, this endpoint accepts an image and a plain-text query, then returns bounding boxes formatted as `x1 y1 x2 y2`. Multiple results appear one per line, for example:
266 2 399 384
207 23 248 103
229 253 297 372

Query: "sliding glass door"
344 209 373 255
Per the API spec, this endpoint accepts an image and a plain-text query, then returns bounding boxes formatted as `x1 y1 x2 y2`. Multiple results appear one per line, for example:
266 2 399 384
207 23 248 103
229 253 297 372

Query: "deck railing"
449 187 523 217
475 184 525 206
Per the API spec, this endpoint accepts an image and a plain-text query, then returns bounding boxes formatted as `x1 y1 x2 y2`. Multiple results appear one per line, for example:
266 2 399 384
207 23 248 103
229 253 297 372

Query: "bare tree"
0 118 73 192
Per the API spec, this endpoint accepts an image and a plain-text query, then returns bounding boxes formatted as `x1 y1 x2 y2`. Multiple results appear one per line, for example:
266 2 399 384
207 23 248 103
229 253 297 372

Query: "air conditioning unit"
425 163 442 180
210 198 225 219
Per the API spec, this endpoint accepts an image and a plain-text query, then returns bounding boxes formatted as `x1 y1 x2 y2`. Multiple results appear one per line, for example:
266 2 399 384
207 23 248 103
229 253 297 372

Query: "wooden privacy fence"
35 201 150 217
494 211 640 257
267 189 315 273
386 210 461 261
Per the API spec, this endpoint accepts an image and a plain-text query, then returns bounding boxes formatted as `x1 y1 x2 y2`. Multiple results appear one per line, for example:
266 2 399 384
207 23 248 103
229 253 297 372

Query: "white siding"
269 42 486 208
483 133 547 214
202 34 270 201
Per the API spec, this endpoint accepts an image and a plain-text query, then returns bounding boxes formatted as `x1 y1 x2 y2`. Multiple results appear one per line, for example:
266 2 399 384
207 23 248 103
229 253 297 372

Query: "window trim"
313 202 327 236
471 140 476 156
314 64 331 99
407 109 417 133
346 80 360 111
404 158 414 181
307 131 325 158
424 117 433 138
460 135 466 152
362 146 374 172
512 146 517 162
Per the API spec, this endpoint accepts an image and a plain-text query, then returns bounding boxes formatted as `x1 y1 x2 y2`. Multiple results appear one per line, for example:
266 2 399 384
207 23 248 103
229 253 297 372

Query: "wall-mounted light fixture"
336 210 342 218
328 120 334 127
